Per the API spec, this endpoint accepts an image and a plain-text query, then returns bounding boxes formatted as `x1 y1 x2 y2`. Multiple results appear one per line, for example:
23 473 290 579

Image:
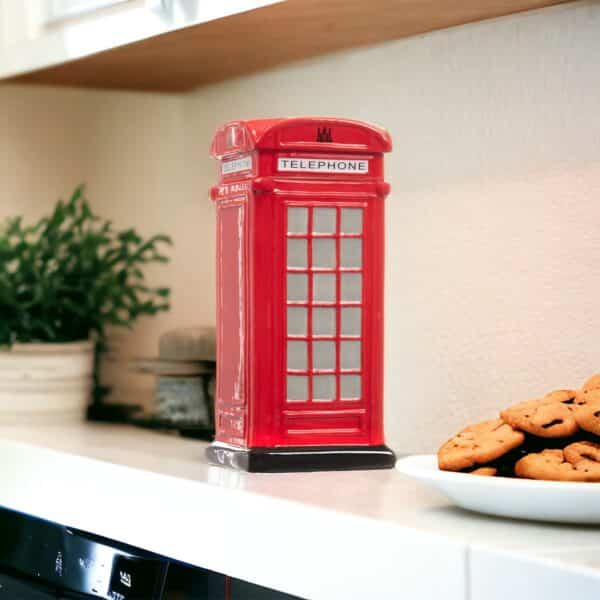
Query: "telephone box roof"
210 117 392 158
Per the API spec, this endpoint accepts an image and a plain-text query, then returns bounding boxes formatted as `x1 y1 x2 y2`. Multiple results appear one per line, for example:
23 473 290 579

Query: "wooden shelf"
7 0 571 93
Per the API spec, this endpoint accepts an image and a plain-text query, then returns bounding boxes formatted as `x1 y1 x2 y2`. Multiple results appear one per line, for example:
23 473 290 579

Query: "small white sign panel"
278 157 369 174
221 155 252 175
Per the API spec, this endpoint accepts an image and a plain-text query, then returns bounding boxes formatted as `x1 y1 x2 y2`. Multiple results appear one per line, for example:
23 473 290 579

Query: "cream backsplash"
1 1 599 452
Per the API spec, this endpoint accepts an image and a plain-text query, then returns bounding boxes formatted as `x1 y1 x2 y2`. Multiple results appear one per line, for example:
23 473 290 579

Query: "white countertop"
0 423 599 599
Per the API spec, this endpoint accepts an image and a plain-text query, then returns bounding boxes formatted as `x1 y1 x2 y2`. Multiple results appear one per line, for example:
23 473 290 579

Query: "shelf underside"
7 0 571 92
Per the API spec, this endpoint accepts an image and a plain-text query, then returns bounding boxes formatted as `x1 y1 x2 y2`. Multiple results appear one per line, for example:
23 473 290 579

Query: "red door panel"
215 199 247 446
280 200 373 446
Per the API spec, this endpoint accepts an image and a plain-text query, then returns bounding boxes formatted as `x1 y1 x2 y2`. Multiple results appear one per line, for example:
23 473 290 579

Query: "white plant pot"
0 340 94 424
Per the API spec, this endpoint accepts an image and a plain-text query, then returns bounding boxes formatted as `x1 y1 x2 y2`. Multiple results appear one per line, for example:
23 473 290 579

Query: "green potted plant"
0 186 171 424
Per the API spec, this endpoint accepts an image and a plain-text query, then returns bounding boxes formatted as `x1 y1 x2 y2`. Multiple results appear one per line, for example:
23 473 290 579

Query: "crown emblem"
316 127 332 142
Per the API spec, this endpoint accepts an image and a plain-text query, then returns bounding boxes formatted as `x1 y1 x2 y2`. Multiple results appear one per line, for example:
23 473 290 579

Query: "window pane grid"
335 206 341 402
286 267 345 273
287 303 365 310
287 268 362 276
286 233 361 239
287 299 362 306
285 369 363 375
286 205 364 404
306 207 314 403
286 335 360 341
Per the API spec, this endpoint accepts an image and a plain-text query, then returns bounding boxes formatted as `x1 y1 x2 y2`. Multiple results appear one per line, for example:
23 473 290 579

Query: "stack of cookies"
438 374 600 482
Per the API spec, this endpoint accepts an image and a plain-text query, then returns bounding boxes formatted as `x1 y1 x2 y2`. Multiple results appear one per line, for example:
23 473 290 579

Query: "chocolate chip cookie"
574 403 600 437
515 441 600 482
574 387 600 408
582 374 600 393
500 391 579 438
438 419 525 472
470 467 498 476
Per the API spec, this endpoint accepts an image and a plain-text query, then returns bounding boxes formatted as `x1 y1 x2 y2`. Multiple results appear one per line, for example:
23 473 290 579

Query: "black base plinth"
87 402 141 423
205 444 396 472
130 415 215 440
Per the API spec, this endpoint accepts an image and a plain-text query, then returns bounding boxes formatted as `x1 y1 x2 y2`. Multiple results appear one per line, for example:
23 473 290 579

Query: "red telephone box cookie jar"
206 117 395 472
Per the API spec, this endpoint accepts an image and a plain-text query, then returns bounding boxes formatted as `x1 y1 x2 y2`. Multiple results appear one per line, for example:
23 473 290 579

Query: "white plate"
397 455 600 524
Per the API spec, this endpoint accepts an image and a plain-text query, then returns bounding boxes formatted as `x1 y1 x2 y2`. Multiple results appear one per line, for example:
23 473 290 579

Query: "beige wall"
2 0 600 452
186 0 600 452
0 85 203 406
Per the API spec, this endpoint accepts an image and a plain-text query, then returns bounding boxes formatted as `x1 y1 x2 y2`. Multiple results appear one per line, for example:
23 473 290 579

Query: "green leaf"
0 184 172 346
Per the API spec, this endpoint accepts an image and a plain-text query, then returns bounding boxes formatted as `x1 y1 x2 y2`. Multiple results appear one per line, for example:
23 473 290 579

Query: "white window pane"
287 341 307 370
313 208 336 233
341 273 362 302
341 307 361 336
313 341 335 370
341 208 363 234
313 375 336 401
287 274 308 301
313 307 336 336
288 207 308 233
287 238 307 268
47 0 127 22
340 238 362 268
341 375 361 400
312 238 336 269
341 341 361 370
287 307 307 336
287 376 308 402
313 274 336 302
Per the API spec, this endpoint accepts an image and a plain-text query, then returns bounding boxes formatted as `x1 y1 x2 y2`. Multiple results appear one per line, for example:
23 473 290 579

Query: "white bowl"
397 454 600 524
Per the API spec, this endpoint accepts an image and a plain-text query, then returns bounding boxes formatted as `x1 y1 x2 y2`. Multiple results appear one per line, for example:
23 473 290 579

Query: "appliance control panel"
0 508 167 599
